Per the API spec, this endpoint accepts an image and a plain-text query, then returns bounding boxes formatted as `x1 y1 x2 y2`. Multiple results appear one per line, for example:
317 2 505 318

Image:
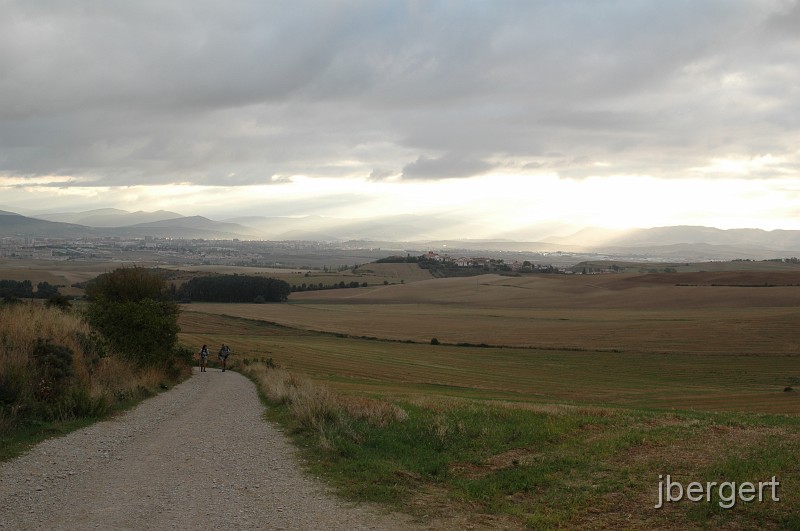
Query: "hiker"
199 344 209 372
218 344 231 371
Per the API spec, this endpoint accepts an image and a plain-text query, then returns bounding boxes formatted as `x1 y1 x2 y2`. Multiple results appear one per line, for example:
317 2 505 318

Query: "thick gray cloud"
0 0 798 186
401 153 495 180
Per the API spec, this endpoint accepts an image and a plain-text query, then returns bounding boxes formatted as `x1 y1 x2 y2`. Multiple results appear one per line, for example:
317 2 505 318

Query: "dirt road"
0 368 417 530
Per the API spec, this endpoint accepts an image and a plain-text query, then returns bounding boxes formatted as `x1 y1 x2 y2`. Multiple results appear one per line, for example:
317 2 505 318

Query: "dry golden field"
0 259 127 297
183 271 800 355
180 268 800 415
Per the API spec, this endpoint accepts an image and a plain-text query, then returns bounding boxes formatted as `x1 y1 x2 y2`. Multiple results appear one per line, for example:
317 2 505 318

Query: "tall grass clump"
0 302 188 440
241 363 407 451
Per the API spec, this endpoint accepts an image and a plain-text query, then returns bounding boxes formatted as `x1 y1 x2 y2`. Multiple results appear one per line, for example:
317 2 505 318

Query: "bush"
31 339 74 403
431 338 440 345
0 373 19 405
45 295 72 310
87 267 180 367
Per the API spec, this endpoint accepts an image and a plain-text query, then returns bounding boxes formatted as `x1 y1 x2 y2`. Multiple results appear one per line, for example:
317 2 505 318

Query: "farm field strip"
182 302 800 356
179 312 800 414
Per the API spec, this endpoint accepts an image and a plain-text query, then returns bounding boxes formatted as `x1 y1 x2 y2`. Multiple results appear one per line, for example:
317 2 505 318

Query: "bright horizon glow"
3 172 798 234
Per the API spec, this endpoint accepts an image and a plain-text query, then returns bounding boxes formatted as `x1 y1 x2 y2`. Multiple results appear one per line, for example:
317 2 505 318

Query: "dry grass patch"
242 364 408 433
338 395 409 426
1 303 190 441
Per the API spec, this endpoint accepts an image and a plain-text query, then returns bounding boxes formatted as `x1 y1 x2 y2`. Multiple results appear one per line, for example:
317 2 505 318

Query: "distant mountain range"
35 208 184 227
0 210 257 240
2 208 799 260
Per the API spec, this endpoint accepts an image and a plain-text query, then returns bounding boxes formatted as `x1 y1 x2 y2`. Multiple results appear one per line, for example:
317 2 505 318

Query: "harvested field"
287 271 800 309
182 271 800 356
178 313 800 415
0 259 125 296
179 269 800 415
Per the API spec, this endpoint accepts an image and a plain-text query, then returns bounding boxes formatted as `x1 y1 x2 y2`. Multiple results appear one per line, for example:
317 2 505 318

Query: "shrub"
86 267 180 367
431 338 440 345
63 386 108 418
45 295 72 310
31 339 74 403
0 373 19 405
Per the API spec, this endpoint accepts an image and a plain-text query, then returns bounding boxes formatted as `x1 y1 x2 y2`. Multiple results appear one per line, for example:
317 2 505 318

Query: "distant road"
0 368 416 530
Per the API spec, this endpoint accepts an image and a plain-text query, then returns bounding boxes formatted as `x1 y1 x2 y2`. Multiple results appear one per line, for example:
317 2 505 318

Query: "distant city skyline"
1 1 798 232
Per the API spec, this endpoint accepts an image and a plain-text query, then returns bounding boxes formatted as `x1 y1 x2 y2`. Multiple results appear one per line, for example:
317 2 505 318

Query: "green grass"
252 375 799 529
0 391 158 462
0 417 100 461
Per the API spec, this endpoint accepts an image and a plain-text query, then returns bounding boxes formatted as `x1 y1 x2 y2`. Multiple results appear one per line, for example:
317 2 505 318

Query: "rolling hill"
0 210 102 238
0 211 257 240
2 208 800 260
36 208 185 227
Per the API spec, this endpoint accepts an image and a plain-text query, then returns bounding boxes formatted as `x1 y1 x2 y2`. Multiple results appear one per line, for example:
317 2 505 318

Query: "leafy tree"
36 281 60 299
86 267 180 366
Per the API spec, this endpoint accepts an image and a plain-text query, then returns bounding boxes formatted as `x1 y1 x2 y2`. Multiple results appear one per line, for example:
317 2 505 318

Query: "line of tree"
0 279 61 299
375 255 420 263
177 274 291 303
291 281 368 292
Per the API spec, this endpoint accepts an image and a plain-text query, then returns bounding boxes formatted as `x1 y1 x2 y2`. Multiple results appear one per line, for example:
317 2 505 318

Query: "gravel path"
0 368 421 530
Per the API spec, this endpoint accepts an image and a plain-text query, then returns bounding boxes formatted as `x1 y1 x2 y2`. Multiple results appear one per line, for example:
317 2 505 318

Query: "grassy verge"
0 374 190 463
0 417 100 461
0 391 161 462
240 360 799 529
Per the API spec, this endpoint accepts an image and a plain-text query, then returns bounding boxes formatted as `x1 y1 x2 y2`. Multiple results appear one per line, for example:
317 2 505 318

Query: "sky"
1 0 799 236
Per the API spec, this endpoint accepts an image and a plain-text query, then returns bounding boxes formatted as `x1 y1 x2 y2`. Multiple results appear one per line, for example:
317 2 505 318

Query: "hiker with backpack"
199 344 209 372
218 344 231 372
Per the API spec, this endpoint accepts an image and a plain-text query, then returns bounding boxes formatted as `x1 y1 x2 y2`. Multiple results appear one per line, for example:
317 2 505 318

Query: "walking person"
218 344 231 372
199 344 209 372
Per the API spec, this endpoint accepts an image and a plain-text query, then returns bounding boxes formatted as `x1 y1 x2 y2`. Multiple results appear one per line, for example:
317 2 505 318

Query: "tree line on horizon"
176 274 291 303
0 279 61 300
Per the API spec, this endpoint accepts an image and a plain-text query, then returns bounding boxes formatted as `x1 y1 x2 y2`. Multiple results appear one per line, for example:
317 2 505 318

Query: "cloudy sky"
1 0 799 236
